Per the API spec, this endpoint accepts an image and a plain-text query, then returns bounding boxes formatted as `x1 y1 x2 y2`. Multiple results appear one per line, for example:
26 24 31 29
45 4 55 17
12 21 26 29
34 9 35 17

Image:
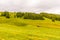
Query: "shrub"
52 19 55 22
13 22 27 26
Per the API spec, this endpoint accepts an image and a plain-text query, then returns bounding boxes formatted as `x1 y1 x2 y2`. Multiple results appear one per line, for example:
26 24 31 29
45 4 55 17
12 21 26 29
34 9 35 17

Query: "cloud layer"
0 0 60 13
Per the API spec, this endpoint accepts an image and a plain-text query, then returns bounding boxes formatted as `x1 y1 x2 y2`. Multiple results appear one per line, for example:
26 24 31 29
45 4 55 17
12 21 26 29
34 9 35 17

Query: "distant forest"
1 11 60 22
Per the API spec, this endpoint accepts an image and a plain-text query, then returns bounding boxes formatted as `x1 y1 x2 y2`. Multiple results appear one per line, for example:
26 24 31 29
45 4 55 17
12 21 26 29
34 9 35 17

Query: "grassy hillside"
0 17 60 40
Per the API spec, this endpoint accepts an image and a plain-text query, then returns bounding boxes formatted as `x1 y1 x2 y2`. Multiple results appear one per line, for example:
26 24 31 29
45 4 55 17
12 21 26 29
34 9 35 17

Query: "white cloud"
0 0 60 13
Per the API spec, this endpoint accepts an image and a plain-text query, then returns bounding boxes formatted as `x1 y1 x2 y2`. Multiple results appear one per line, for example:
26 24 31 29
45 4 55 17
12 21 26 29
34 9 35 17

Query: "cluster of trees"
1 11 60 21
1 12 44 20
40 12 60 21
16 12 44 20
1 11 10 18
16 12 24 18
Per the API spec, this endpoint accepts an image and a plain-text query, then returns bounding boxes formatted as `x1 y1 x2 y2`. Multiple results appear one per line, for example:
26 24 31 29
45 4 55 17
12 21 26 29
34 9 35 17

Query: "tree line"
1 11 60 21
1 11 44 20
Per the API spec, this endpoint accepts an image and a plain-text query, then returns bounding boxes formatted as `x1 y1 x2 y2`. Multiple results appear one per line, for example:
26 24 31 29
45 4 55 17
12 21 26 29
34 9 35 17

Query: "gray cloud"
0 0 60 13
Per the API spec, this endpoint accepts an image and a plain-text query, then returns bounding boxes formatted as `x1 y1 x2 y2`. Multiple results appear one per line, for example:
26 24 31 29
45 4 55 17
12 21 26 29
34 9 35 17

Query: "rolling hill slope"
0 17 60 40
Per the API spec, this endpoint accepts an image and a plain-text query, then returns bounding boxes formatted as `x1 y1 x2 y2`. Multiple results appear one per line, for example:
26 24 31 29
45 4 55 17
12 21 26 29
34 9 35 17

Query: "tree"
24 12 45 20
16 12 24 18
1 11 10 18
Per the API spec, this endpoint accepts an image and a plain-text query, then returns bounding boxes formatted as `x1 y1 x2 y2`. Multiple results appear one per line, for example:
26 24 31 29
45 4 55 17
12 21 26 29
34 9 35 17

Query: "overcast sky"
0 0 60 14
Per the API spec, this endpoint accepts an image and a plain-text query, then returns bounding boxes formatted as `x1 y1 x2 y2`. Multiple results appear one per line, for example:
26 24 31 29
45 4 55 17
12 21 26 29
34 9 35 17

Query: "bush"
52 19 55 22
13 22 27 26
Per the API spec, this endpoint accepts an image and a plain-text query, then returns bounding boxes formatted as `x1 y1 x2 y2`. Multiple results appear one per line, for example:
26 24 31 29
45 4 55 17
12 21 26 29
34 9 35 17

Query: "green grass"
0 17 60 40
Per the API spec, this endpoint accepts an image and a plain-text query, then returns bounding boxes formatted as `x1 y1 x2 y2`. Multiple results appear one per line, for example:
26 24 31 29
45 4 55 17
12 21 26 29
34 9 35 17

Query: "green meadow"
0 17 60 40
0 12 60 40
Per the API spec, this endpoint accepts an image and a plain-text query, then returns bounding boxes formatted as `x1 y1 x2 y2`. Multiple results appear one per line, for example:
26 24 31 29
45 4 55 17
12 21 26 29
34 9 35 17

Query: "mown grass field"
0 17 60 40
